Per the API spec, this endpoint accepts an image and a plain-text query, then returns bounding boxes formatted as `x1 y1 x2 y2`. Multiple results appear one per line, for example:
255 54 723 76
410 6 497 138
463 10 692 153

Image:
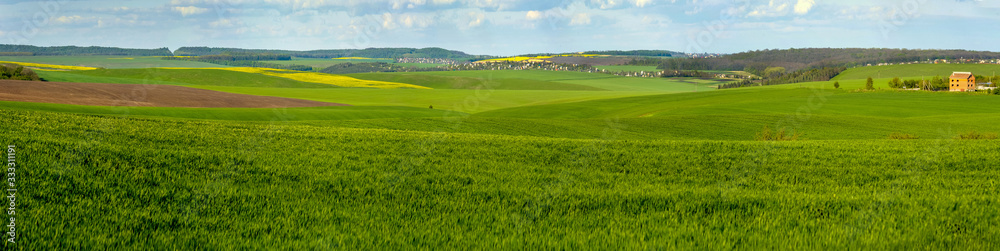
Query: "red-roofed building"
950 72 976 92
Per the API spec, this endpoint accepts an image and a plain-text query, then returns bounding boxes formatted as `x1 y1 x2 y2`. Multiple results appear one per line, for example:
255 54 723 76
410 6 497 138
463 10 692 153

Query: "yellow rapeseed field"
332 57 387 60
476 54 602 63
478 56 534 62
166 67 431 89
0 61 99 71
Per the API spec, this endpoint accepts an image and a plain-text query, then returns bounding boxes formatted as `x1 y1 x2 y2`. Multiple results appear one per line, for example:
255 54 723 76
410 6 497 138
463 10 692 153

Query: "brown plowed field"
0 80 348 108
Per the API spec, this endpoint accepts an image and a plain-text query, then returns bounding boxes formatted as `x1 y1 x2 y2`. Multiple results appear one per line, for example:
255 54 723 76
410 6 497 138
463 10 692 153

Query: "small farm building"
949 72 976 92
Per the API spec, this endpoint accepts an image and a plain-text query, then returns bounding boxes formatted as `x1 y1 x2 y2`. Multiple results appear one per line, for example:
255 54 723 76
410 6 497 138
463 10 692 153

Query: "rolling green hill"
195 87 661 113
0 101 453 121
401 70 717 92
40 69 338 88
476 85 1000 119
347 72 608 91
833 64 1000 80
405 70 618 81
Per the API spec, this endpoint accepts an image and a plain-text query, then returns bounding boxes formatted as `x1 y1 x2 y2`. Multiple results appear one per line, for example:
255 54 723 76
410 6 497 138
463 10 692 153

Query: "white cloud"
382 13 396 29
633 0 653 8
54 15 95 24
209 18 240 28
592 0 619 9
570 13 591 25
173 6 208 17
745 0 798 17
403 15 415 27
468 12 485 27
398 14 433 28
592 0 654 9
775 3 788 12
526 10 543 20
794 0 814 15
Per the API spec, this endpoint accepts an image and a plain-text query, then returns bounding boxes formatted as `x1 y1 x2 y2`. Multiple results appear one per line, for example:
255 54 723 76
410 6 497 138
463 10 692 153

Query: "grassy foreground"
6 109 1000 249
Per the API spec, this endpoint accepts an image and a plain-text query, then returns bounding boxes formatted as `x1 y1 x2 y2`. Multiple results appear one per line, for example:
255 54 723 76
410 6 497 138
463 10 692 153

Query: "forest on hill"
173 47 476 59
649 48 1000 75
162 52 312 71
519 50 679 58
0 44 173 56
584 50 678 57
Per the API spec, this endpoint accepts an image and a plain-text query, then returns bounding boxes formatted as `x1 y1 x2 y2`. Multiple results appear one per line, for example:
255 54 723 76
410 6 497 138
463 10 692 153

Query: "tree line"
884 75 1000 91
719 67 846 89
173 47 476 59
585 50 677 57
519 50 678 58
974 75 1000 84
0 64 41 81
660 70 716 78
162 54 312 71
195 52 292 61
0 44 172 56
646 48 1000 75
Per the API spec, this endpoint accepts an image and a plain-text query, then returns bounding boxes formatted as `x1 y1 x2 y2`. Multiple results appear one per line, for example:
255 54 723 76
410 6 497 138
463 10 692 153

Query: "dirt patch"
0 80 348 108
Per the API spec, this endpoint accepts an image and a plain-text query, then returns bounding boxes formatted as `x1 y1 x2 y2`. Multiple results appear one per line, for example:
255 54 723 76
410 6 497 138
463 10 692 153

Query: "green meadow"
346 72 610 90
833 63 1000 80
8 109 1000 249
41 68 337 88
4 58 1000 248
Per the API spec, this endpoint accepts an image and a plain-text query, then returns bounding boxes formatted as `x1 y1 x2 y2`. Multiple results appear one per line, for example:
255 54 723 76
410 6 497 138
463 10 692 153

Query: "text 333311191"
6 145 14 244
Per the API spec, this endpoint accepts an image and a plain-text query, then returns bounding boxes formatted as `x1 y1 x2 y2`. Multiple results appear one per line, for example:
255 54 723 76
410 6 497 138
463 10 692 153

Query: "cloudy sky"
1 0 997 55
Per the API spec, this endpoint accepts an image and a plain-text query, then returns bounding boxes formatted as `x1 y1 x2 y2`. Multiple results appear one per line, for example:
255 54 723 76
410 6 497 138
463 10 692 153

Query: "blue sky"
0 0 997 56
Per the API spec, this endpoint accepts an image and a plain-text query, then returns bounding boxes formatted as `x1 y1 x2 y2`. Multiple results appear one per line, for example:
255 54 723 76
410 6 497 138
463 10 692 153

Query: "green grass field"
406 70 619 81
40 68 338 88
393 70 716 92
0 101 453 121
346 72 609 90
8 109 1000 249
834 64 1000 80
4 59 1000 249
194 87 659 113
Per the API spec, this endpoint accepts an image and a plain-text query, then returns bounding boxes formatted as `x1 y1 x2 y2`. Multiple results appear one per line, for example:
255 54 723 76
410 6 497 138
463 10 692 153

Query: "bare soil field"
0 80 348 108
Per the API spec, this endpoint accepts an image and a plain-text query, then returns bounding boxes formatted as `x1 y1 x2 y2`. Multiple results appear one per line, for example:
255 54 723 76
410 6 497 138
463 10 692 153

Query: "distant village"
865 58 1000 67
